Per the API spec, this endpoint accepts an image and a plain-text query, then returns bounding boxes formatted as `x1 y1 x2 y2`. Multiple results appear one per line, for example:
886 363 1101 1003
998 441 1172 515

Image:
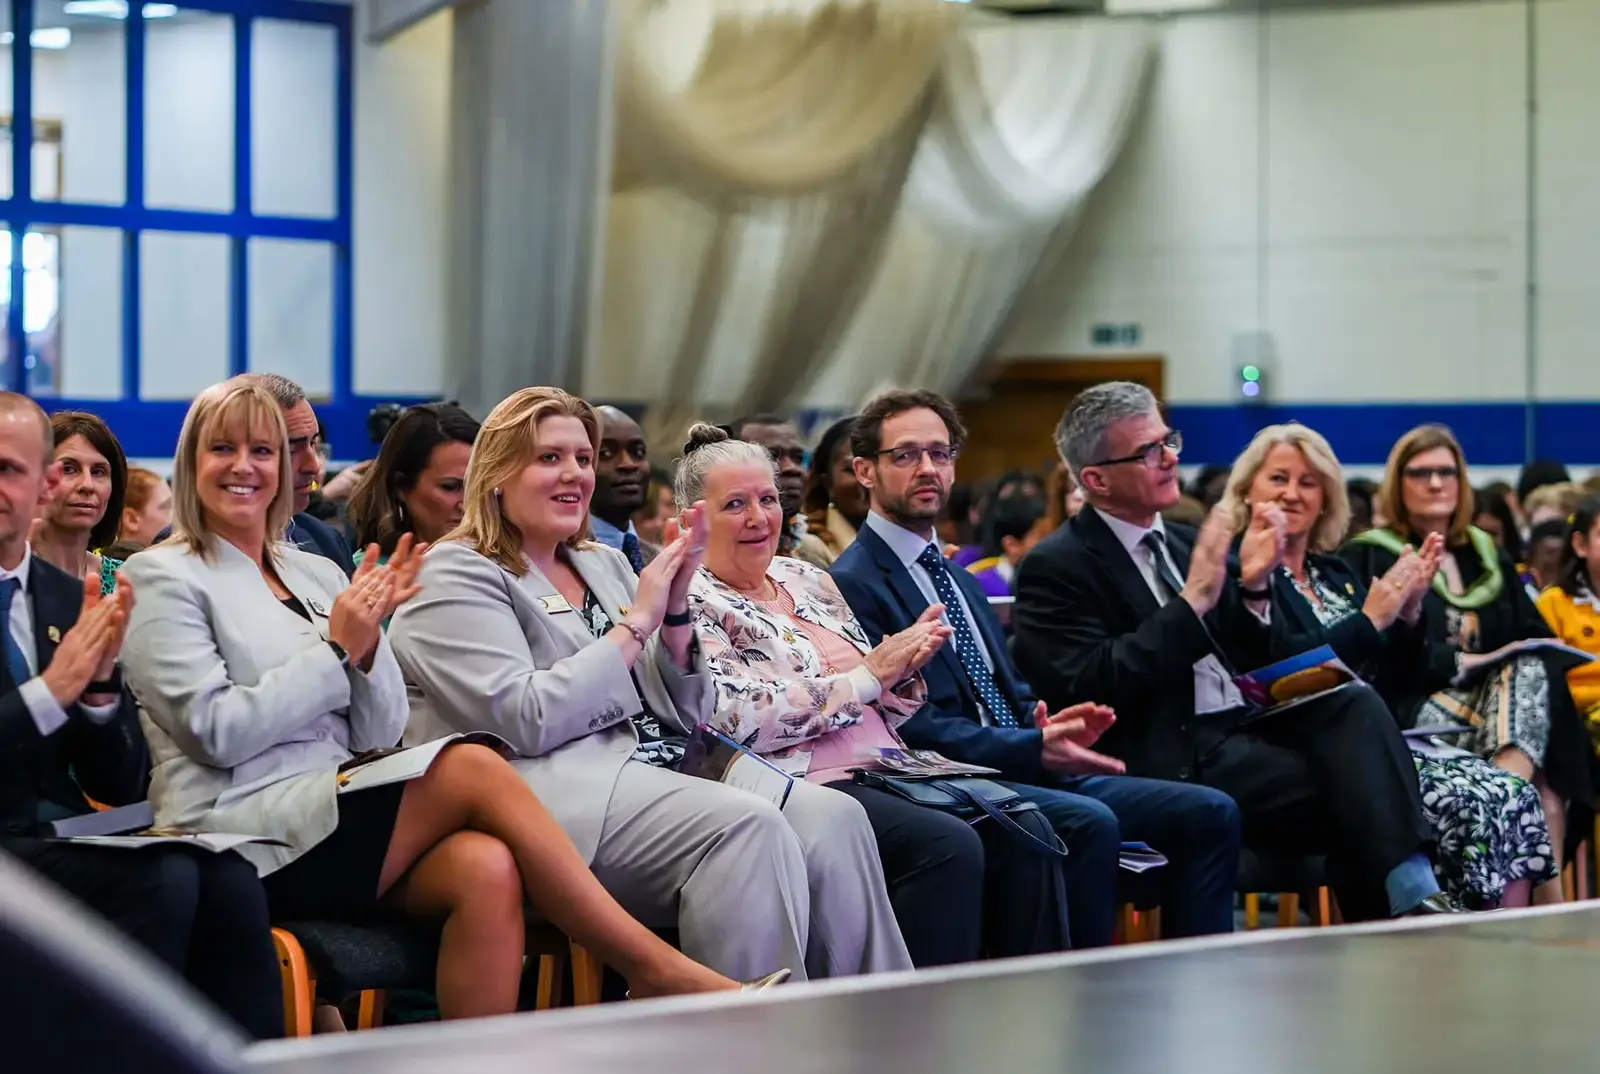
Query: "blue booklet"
679 726 795 810
1233 645 1359 722
1119 841 1168 874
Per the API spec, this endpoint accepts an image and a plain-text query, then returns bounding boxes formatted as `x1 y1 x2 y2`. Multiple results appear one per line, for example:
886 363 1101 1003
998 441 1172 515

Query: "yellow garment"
1534 585 1600 731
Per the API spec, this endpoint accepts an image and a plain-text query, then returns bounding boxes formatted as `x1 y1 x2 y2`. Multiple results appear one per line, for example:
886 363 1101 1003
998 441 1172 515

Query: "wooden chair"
273 919 602 1036
1238 849 1333 930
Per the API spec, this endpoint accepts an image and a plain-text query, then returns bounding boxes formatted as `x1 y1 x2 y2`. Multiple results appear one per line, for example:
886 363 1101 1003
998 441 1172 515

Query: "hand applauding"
863 605 952 689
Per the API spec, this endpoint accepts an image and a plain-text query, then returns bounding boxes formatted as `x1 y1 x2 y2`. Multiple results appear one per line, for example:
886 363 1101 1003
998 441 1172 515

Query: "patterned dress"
1288 565 1557 907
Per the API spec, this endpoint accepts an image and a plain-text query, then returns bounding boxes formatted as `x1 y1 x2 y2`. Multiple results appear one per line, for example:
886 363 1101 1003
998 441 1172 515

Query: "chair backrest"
0 851 244 1074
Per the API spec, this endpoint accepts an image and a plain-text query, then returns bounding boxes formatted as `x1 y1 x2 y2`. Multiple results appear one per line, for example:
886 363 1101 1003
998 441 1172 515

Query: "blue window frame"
0 0 381 458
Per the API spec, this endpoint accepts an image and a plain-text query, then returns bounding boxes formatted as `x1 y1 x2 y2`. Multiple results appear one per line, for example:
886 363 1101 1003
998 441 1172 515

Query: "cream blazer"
121 540 409 876
388 539 713 864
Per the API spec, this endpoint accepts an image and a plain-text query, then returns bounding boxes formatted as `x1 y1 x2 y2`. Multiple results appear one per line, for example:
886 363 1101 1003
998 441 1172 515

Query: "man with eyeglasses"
831 389 1242 948
1012 381 1451 920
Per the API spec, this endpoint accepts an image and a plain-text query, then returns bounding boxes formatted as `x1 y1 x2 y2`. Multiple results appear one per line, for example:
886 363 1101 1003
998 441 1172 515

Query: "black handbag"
852 771 1068 860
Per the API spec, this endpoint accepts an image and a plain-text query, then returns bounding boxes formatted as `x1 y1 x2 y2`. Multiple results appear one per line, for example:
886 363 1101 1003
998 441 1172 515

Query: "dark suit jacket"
1010 509 1276 782
287 513 355 577
0 555 146 838
1266 553 1429 708
153 512 355 578
830 524 1048 781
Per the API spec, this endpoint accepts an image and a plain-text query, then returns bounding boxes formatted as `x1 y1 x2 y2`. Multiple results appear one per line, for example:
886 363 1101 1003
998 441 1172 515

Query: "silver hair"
674 422 775 509
1054 381 1160 475
244 372 306 410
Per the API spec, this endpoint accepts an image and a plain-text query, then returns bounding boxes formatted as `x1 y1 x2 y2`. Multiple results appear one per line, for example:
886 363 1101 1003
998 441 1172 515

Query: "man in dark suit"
831 390 1241 947
590 406 659 572
154 373 355 575
0 394 281 1037
1011 381 1448 920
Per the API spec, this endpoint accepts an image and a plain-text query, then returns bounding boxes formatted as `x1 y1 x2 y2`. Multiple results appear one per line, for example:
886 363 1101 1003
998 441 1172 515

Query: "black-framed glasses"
1403 464 1459 483
878 444 958 469
1088 430 1182 469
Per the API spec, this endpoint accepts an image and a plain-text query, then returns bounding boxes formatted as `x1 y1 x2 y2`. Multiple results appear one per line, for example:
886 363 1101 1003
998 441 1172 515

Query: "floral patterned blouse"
687 556 925 775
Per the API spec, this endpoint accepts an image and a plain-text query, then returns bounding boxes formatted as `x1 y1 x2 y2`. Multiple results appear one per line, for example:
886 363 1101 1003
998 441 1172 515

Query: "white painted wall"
0 4 452 401
1001 0 1600 406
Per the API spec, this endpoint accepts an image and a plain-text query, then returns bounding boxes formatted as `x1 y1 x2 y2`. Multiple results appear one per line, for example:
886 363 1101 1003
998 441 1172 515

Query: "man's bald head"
0 392 55 465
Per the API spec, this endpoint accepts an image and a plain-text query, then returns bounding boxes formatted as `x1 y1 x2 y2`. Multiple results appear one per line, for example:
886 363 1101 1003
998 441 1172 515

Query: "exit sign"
1091 322 1141 347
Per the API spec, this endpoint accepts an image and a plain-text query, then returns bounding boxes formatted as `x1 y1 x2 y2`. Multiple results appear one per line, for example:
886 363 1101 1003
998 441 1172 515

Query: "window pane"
140 231 228 399
57 226 123 400
252 18 336 219
248 238 331 396
145 11 234 213
57 20 127 205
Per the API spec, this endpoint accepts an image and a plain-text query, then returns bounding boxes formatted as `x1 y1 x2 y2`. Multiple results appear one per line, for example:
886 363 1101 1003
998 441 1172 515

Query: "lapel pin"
46 625 60 643
1345 584 1355 595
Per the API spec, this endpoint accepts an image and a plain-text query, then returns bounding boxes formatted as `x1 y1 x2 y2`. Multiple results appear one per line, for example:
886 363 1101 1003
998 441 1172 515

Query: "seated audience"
389 387 876 983
122 378 744 1019
1186 465 1230 512
682 423 1063 965
1345 476 1377 538
937 482 978 558
346 402 479 567
1535 498 1600 752
32 412 128 594
120 466 172 548
795 416 867 570
727 415 808 556
831 390 1241 946
1042 462 1084 532
1010 382 1443 921
1224 424 1554 908
966 492 1047 598
0 393 282 1039
1524 520 1568 595
1524 482 1585 530
1518 459 1571 519
1473 484 1525 565
1344 424 1592 901
589 406 656 571
633 466 675 546
1161 494 1206 529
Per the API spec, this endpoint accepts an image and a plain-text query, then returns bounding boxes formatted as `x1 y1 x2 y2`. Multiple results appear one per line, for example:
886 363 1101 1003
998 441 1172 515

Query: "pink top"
755 581 901 785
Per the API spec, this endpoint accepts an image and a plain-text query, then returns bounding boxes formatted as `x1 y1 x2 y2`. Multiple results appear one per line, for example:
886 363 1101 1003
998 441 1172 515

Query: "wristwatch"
326 639 351 668
85 665 123 695
1239 583 1271 600
662 609 692 627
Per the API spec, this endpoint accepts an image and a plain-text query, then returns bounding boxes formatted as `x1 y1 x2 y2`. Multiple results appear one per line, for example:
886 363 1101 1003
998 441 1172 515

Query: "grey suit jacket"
388 539 712 863
121 540 410 876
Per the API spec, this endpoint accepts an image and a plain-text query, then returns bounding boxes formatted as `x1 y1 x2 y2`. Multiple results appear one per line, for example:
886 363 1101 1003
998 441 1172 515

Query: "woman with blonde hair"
390 386 900 984
1343 424 1591 901
1223 424 1555 908
122 377 744 1019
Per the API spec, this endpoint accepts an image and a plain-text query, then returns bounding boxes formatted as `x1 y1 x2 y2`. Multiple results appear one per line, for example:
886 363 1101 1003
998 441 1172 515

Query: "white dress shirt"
1093 508 1257 715
864 512 1002 724
0 547 118 736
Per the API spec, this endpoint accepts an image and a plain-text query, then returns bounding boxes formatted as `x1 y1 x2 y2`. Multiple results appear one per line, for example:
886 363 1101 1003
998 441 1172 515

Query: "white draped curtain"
589 1 1154 444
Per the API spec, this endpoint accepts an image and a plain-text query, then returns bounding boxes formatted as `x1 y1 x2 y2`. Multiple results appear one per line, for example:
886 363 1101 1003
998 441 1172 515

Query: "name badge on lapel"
538 594 574 614
305 598 332 618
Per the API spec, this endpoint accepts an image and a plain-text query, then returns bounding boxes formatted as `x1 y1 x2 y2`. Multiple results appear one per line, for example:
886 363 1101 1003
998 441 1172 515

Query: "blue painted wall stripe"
1167 402 1600 469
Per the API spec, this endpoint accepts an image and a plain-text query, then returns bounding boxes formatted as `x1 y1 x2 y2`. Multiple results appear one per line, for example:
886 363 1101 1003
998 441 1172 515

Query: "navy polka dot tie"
621 532 644 574
916 544 1018 728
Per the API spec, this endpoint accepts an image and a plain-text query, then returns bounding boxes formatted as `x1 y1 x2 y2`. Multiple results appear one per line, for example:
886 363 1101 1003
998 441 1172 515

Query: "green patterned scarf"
1346 525 1503 610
